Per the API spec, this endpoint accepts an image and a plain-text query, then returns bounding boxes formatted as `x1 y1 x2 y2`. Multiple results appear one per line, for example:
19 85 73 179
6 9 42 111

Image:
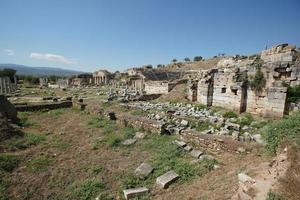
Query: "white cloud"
3 49 15 56
30 52 77 65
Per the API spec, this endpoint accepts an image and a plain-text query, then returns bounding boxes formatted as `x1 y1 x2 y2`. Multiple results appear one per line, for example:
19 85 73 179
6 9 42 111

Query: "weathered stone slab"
190 149 203 158
134 162 153 178
134 132 146 139
183 145 193 152
122 138 137 146
238 173 256 183
173 140 186 148
123 187 149 199
156 170 179 189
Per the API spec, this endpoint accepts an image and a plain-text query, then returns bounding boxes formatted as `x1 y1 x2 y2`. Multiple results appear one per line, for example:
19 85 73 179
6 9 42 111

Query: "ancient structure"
57 78 70 88
144 81 171 94
0 76 17 95
92 70 111 85
188 44 300 118
39 77 48 87
125 68 181 93
69 73 92 86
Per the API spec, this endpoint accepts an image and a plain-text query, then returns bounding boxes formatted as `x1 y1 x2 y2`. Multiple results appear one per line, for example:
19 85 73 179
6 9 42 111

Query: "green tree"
193 56 203 62
172 58 177 63
0 68 16 81
184 57 190 62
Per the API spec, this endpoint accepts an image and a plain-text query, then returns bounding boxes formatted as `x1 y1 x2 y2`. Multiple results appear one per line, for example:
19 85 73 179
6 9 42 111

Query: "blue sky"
0 0 300 72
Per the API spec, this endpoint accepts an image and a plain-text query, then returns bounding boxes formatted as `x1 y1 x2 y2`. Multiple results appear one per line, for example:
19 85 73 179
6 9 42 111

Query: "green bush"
121 126 135 139
0 154 20 172
287 84 300 103
106 134 123 147
266 191 284 200
239 113 254 126
261 111 300 155
190 121 211 132
249 67 266 94
223 111 238 118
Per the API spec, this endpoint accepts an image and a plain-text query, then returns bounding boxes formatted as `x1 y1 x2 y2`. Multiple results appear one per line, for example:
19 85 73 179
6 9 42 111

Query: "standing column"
0 78 3 94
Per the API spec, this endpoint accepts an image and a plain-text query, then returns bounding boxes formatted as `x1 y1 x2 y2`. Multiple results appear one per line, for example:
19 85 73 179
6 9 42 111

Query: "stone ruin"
0 76 17 95
188 44 300 118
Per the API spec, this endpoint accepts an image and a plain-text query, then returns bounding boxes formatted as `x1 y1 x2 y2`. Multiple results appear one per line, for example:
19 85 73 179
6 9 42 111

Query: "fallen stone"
237 147 246 153
252 134 265 144
134 132 146 139
156 170 179 189
199 154 215 161
134 162 153 178
238 173 256 184
183 145 193 152
225 122 240 131
180 119 189 127
190 149 203 158
122 139 137 146
123 187 149 199
173 140 187 148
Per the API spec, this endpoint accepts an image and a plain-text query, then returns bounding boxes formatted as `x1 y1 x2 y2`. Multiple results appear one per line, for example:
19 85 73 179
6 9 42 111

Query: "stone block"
173 140 186 148
238 173 255 184
183 145 193 152
156 170 179 189
190 149 203 158
122 138 137 146
134 163 153 178
123 187 149 199
134 132 146 139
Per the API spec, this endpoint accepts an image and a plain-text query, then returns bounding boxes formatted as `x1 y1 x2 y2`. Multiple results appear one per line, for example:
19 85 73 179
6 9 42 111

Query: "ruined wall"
261 44 296 63
15 101 72 112
246 87 287 118
144 81 170 94
212 69 244 112
189 44 300 118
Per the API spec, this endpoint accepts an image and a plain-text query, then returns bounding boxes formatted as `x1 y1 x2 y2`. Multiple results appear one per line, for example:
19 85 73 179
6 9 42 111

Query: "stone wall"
144 81 170 94
15 101 72 112
261 44 296 63
0 77 17 95
116 113 162 133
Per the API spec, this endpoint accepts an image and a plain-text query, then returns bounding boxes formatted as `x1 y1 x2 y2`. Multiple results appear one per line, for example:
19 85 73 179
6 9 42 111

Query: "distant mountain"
0 64 86 77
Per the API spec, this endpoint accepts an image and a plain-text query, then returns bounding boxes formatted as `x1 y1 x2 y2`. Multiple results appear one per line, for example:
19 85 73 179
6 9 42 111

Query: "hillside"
0 64 85 77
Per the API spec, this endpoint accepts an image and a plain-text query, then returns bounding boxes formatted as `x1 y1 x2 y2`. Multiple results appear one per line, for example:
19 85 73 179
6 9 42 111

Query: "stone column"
0 78 4 94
